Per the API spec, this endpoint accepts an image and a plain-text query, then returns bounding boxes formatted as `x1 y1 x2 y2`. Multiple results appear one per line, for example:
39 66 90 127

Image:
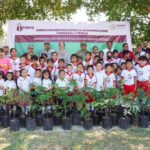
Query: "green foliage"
84 0 150 43
1 0 149 42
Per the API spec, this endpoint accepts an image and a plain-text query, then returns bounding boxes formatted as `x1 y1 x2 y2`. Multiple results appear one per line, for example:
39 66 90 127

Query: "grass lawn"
0 126 150 150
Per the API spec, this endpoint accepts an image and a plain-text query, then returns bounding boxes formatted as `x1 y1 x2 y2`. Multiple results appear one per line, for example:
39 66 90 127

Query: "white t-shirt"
17 76 32 92
4 80 16 89
104 59 116 66
121 69 137 85
32 77 42 86
27 65 36 79
83 59 93 67
95 70 104 91
42 79 52 89
103 48 114 59
70 63 77 73
56 78 69 88
73 72 85 89
103 72 116 88
53 60 59 68
47 67 57 81
85 74 97 89
9 57 20 71
0 79 4 96
65 72 74 81
135 64 150 82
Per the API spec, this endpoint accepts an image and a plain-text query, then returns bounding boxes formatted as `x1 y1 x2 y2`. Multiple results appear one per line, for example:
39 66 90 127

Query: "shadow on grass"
0 126 150 150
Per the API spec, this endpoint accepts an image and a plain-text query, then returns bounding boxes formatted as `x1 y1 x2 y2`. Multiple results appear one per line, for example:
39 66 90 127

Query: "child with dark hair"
135 56 150 92
121 59 137 94
4 71 16 90
42 70 52 89
103 63 116 89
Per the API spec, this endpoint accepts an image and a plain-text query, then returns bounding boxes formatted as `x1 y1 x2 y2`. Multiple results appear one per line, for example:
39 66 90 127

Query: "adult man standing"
103 41 114 59
40 42 54 59
118 43 134 59
142 41 150 54
76 42 88 60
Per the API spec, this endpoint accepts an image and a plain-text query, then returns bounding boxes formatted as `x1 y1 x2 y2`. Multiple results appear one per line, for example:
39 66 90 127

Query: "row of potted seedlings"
0 86 150 131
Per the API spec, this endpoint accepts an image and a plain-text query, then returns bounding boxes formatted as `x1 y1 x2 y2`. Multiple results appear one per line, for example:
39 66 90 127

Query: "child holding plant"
121 59 137 94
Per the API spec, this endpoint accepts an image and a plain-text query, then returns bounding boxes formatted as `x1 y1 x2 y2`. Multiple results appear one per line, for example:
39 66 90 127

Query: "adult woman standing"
0 48 12 75
58 42 70 64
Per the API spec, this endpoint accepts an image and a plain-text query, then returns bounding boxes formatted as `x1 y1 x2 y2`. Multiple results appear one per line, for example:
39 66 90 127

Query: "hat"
80 42 87 46
28 45 33 49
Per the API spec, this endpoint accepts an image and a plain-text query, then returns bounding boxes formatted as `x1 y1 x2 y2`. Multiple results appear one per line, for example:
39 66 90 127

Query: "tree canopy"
0 0 149 43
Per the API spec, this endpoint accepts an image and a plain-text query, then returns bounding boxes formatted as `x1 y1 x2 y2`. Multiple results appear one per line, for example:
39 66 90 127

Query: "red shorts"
123 84 135 94
137 81 149 92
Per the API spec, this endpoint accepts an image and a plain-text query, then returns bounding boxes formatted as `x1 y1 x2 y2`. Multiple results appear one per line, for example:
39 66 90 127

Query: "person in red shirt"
118 43 134 59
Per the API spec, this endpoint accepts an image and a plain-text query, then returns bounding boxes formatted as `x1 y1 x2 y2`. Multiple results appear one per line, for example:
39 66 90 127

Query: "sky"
1 8 107 46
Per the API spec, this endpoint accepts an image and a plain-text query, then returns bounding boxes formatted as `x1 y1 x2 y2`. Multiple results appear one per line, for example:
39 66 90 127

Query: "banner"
8 20 132 56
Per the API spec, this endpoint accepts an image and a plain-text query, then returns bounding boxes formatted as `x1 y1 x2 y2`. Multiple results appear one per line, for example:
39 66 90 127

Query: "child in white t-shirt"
27 55 39 79
103 63 116 89
0 71 5 96
70 54 78 73
73 63 85 89
17 69 32 92
135 56 150 92
52 52 59 68
47 59 57 82
85 65 97 89
94 62 104 91
4 72 16 90
42 70 52 89
121 59 137 94
32 69 42 86
56 70 69 88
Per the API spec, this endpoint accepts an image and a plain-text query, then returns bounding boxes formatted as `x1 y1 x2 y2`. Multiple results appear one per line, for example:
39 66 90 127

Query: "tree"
84 0 150 43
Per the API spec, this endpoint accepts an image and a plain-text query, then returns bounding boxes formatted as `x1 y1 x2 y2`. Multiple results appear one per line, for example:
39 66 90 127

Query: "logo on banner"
16 23 34 32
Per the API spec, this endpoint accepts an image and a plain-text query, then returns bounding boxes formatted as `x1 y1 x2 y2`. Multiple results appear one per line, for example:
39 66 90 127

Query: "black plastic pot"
0 107 5 122
10 118 20 131
118 117 130 130
102 116 112 129
26 117 36 131
127 114 135 125
111 113 118 126
139 115 149 128
72 113 81 125
43 118 53 130
19 115 26 127
62 117 72 130
145 111 150 121
83 118 93 130
2 114 10 128
36 114 43 126
53 116 62 126
92 113 100 126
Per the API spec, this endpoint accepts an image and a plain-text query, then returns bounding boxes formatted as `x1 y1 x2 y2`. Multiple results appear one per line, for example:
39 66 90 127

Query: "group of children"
0 45 150 97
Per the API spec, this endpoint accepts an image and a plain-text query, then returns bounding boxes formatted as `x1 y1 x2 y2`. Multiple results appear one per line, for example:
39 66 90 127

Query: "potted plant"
54 86 72 130
94 88 121 129
137 89 150 128
34 86 53 130
68 89 87 125
116 94 139 129
5 89 21 131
